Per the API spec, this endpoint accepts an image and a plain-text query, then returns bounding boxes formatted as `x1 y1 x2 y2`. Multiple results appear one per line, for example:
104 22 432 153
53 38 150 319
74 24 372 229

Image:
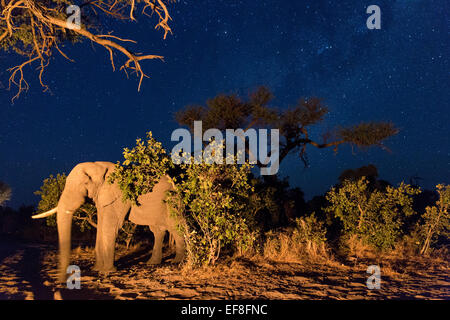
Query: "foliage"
1 0 175 100
175 86 398 167
118 220 137 249
325 177 421 251
251 182 281 227
168 141 257 266
0 181 12 206
250 175 306 229
419 184 450 255
338 122 397 149
108 131 173 205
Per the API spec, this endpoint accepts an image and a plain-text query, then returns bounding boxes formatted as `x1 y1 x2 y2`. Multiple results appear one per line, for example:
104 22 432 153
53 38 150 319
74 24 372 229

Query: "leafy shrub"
325 177 420 251
419 184 449 254
109 134 257 266
108 132 173 204
168 142 257 266
250 176 306 229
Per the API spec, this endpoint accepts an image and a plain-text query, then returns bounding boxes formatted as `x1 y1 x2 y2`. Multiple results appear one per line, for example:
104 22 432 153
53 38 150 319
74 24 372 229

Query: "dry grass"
345 234 377 260
335 235 450 278
262 230 331 263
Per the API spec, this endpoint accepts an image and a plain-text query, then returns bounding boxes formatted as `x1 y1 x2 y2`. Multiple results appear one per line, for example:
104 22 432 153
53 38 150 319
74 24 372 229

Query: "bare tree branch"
0 0 175 101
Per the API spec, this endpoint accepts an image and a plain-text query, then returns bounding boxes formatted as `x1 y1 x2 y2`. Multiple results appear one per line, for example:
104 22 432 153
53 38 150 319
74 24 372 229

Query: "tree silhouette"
338 164 379 184
1 0 175 100
176 86 399 168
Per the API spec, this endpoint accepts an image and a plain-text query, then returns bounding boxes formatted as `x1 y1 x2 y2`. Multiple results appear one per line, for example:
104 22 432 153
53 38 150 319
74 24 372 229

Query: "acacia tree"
175 86 398 168
1 0 174 100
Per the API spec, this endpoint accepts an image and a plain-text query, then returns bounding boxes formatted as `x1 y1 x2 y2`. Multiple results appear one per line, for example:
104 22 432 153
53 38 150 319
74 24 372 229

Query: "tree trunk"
420 210 442 255
357 204 365 231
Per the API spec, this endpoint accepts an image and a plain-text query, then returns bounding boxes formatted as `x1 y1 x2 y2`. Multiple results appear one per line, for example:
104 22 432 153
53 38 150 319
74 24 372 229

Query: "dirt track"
0 241 449 300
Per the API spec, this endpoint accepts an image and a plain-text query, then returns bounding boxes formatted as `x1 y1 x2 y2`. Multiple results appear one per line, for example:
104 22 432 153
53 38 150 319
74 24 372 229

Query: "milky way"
0 0 448 207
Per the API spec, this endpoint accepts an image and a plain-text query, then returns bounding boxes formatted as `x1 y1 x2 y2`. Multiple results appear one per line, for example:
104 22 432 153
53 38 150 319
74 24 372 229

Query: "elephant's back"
137 175 174 204
94 161 116 173
128 175 175 226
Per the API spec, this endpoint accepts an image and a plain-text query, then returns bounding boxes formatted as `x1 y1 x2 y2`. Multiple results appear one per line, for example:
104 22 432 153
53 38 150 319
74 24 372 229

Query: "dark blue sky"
0 0 449 208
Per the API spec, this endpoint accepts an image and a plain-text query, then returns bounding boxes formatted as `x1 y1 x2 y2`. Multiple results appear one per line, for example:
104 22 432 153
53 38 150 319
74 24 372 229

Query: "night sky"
0 0 448 208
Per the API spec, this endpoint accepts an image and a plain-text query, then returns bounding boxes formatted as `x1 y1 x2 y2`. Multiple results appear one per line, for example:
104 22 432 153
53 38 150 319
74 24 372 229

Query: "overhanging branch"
1 0 174 100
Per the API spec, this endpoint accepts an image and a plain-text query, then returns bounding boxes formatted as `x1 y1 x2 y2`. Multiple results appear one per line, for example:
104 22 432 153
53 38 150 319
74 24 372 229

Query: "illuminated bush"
108 132 173 205
110 135 257 266
168 142 257 266
325 177 420 251
419 184 449 255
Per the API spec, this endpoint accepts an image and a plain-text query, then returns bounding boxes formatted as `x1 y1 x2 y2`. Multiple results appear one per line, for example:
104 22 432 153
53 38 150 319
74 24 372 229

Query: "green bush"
249 176 306 229
325 177 420 251
168 141 257 266
108 132 173 205
419 184 449 254
110 135 258 266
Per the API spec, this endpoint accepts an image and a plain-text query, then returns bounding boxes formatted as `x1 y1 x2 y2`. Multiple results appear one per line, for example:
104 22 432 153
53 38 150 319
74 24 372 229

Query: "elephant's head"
58 162 111 212
32 162 114 282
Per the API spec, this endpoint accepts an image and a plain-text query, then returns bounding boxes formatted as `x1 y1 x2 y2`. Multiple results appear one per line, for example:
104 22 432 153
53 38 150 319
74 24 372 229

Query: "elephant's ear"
97 171 123 208
99 187 121 208
81 162 110 200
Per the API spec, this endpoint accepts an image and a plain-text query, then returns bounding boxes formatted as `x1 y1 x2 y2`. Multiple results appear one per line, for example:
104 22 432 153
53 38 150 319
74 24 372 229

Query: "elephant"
32 161 185 282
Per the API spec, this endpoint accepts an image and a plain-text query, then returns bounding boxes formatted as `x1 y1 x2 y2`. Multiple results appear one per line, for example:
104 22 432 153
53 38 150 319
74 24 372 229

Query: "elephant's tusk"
31 208 57 219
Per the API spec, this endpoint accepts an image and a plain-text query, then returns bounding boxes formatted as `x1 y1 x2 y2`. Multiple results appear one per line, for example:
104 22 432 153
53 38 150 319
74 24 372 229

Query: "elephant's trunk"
52 178 87 283
56 207 74 283
31 206 75 283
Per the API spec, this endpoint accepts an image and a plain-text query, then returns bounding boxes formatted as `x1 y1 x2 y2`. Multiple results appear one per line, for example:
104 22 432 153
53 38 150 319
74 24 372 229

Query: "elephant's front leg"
94 208 121 272
93 212 104 271
147 226 165 264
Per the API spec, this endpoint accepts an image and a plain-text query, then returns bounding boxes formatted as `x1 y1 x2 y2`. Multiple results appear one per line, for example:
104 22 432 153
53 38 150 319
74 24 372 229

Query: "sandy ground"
0 240 449 300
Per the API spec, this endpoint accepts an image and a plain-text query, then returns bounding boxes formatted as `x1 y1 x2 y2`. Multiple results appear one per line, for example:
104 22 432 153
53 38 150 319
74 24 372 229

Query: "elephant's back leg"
147 225 166 265
170 230 185 263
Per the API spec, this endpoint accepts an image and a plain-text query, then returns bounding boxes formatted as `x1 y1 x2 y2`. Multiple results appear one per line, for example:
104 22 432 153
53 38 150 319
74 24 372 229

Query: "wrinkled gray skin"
53 161 184 282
